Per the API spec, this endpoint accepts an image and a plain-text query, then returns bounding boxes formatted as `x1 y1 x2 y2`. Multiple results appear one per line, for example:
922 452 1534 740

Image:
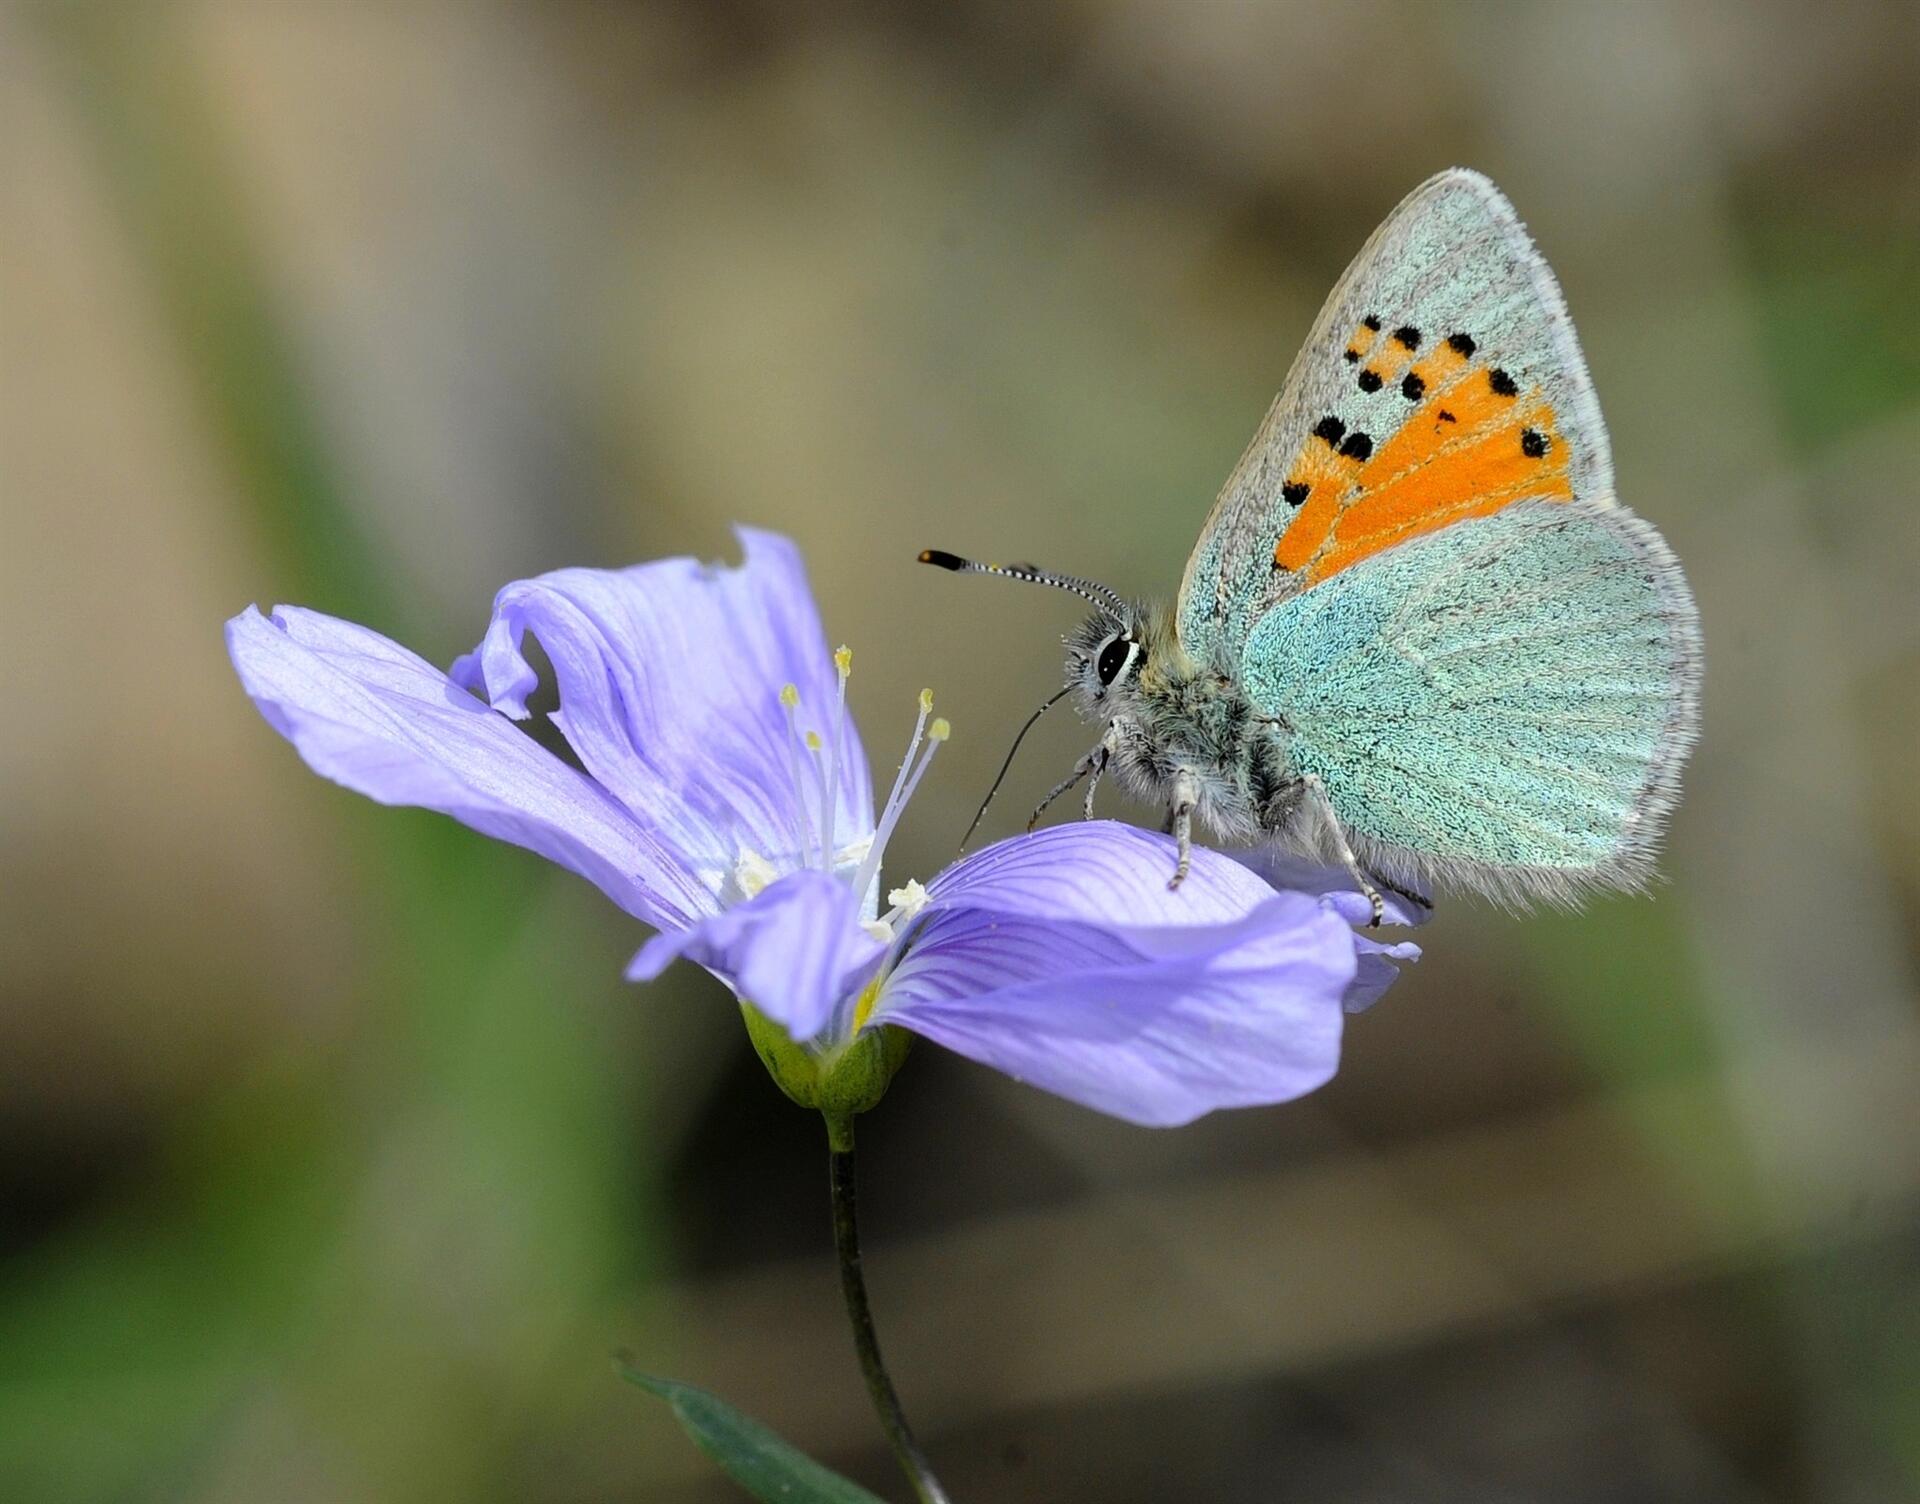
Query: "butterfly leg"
1167 768 1201 890
1027 742 1106 832
1365 868 1433 915
1081 743 1109 819
1301 773 1386 927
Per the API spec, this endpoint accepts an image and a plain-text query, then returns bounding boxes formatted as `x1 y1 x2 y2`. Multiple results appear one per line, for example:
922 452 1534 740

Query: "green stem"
824 1113 951 1504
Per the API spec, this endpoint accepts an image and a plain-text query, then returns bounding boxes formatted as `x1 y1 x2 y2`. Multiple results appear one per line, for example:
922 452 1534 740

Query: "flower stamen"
824 646 852 866
778 683 823 869
885 878 930 920
852 705 949 903
876 688 933 831
801 730 834 870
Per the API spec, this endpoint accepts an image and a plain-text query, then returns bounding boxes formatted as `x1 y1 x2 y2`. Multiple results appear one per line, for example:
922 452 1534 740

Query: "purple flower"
227 528 1417 1127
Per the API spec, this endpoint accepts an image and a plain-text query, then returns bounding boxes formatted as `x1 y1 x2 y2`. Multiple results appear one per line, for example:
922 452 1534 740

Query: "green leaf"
618 1361 893 1503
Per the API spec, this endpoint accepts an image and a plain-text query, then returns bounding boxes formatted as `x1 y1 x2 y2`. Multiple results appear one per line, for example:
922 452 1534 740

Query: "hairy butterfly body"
923 169 1701 917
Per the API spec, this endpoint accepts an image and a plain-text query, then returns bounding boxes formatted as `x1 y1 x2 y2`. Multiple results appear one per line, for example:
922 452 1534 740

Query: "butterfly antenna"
959 686 1070 853
919 549 1127 618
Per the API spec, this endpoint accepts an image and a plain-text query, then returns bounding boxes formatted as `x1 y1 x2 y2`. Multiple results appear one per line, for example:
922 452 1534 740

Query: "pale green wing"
1240 498 1700 908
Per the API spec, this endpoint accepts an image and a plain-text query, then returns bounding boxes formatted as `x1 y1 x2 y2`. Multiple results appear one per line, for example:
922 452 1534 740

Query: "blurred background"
3 2 1918 1500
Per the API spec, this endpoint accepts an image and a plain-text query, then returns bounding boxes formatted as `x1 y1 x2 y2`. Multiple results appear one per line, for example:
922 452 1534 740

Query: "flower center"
758 650 948 935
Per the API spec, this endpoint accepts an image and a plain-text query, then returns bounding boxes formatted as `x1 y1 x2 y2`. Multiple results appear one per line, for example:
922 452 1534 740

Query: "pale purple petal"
926 822 1282 928
450 527 871 905
1235 847 1432 929
226 605 709 928
1345 931 1422 1014
626 870 884 1044
870 824 1356 1126
1232 847 1426 1012
876 891 1352 1127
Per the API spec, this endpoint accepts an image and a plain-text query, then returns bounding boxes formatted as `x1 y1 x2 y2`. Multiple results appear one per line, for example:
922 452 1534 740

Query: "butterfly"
921 169 1701 920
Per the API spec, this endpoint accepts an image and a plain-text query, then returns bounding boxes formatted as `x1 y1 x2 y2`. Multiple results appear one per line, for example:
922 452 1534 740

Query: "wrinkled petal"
1233 847 1425 1012
227 605 707 928
451 527 871 906
876 889 1353 1127
626 870 884 1044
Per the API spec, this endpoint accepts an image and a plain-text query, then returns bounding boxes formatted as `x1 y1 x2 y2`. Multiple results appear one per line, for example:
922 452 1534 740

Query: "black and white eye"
1095 635 1135 687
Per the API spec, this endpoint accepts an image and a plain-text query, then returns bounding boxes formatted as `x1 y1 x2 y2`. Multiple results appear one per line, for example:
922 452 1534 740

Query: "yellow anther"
929 717 951 742
780 683 800 709
918 688 934 714
834 645 853 679
806 730 823 751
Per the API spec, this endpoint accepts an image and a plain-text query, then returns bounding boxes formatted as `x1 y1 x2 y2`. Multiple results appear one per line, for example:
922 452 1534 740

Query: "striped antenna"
917 549 1127 617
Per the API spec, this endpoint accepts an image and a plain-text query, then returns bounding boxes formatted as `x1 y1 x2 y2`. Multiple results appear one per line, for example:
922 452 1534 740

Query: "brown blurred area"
2 2 1917 1501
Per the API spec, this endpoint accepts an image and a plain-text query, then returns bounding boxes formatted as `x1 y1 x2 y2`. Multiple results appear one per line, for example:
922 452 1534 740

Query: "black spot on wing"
1362 314 1382 332
1489 368 1519 397
1446 332 1477 357
1313 415 1347 446
1342 348 1360 363
1392 325 1421 349
1400 372 1426 401
1520 428 1549 457
1356 369 1382 393
1437 409 1457 423
1281 481 1309 506
1338 431 1373 461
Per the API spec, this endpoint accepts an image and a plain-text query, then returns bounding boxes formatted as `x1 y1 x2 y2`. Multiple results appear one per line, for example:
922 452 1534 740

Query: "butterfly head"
1064 606 1150 717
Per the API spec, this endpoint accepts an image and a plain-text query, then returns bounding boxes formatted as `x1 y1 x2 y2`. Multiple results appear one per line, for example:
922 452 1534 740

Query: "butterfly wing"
1177 168 1613 664
1180 169 1698 902
1239 497 1699 906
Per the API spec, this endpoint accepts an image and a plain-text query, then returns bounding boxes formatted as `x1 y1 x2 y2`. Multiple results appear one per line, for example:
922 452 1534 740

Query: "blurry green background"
4 3 1918 1501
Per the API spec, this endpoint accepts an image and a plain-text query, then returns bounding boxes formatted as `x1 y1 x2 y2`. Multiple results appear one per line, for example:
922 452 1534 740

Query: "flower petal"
925 823 1282 927
227 605 708 928
1232 847 1426 1012
450 527 872 905
626 870 884 1044
875 890 1353 1126
1235 847 1433 930
1346 930 1422 1014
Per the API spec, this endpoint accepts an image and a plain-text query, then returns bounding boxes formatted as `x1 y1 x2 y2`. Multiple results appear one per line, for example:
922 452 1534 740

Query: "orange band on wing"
1336 405 1566 542
1269 349 1575 587
1273 415 1372 570
1312 465 1570 581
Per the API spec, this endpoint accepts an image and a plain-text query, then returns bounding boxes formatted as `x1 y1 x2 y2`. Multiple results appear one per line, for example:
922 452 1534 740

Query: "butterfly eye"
1095 635 1135 687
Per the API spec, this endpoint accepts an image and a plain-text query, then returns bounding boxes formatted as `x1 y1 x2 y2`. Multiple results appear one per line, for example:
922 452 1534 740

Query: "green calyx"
739 999 912 1119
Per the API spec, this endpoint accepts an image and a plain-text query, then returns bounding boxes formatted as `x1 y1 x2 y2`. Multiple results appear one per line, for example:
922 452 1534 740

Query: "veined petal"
450 527 872 903
626 870 884 1045
227 605 708 929
926 823 1281 927
875 890 1353 1127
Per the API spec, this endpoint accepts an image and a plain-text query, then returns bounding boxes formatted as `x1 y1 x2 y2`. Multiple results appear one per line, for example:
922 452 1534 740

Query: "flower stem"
823 1112 952 1504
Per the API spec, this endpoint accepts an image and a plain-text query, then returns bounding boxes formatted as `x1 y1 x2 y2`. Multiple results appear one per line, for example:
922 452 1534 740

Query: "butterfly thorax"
1065 602 1296 844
